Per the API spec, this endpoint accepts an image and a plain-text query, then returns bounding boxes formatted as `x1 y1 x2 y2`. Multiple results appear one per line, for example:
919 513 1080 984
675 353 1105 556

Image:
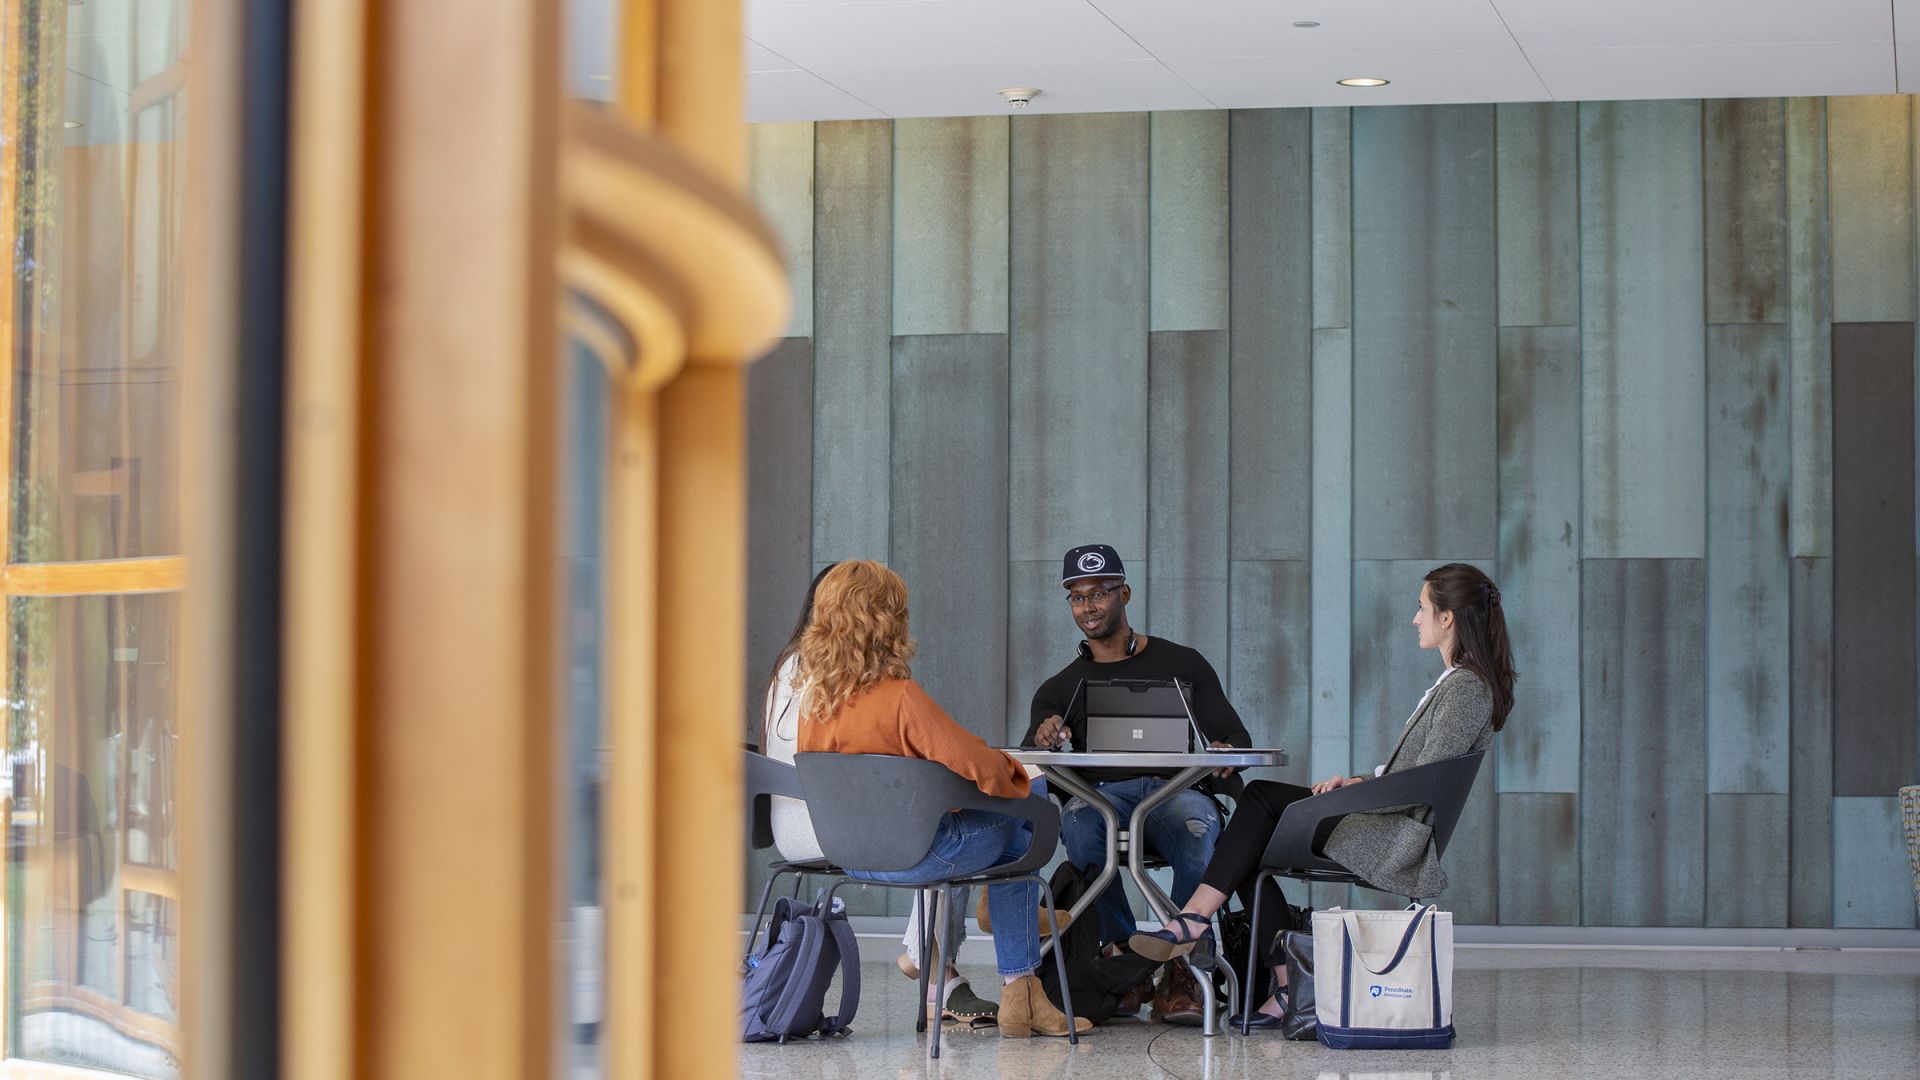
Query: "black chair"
1239 751 1485 1035
743 750 839 960
795 752 1079 1058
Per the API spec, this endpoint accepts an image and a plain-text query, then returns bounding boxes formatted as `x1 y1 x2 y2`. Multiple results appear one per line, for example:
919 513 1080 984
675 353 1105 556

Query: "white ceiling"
733 0 1918 121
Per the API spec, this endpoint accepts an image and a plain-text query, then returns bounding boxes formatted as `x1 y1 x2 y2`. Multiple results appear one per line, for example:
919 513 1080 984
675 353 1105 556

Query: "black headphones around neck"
1078 633 1138 661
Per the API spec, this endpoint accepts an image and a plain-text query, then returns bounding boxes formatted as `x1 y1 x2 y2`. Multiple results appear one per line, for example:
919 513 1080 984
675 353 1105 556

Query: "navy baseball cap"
1062 544 1126 585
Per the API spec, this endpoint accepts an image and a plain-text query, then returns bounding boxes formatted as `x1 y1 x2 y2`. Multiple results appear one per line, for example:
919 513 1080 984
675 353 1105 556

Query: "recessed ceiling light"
1293 20 1320 28
1337 77 1390 88
63 119 83 129
587 73 611 82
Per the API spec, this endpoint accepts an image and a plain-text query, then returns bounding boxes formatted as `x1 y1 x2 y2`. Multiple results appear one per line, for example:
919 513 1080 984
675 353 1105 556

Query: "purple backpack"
739 894 861 1042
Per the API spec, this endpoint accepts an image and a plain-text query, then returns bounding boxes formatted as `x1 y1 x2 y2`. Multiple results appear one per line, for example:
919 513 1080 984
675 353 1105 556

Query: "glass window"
6 594 180 1077
566 0 617 104
5 2 192 1076
9 0 189 565
557 341 610 1077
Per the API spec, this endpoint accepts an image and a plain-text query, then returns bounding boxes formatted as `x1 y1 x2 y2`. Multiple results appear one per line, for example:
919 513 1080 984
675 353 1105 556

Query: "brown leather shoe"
1149 962 1205 1027
975 890 1072 937
997 973 1092 1038
1104 944 1151 1015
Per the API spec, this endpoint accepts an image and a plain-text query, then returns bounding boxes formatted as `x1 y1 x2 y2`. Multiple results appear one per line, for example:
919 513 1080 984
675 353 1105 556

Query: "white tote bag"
1311 904 1454 1049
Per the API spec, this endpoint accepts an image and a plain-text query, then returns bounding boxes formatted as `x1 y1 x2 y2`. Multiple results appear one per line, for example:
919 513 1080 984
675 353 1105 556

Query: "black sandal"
1127 912 1214 962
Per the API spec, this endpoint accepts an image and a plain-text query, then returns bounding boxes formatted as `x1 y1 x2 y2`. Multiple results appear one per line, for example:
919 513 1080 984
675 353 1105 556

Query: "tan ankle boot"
976 890 1072 937
997 974 1092 1038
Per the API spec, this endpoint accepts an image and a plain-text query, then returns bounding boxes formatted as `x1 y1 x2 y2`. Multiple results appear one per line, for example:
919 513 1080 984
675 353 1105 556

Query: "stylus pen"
1051 678 1086 751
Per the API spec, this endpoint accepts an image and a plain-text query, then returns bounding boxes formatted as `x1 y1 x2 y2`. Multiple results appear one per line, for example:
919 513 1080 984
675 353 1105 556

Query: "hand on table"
1311 773 1366 796
1034 713 1069 749
1208 741 1238 779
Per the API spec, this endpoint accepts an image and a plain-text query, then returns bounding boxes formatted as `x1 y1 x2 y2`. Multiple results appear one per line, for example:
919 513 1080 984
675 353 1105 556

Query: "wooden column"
598 3 778 1077
276 0 564 1077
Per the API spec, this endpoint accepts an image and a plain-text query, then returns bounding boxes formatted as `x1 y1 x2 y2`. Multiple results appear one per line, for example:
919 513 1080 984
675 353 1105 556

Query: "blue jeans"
1061 777 1222 946
846 809 1040 976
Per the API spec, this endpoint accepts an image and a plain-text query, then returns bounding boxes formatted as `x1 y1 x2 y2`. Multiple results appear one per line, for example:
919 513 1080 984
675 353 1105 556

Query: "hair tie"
1484 584 1501 609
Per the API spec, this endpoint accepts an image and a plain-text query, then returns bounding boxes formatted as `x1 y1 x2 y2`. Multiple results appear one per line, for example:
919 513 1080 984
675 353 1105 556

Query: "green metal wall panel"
1498 792 1580 925
1312 106 1352 329
1581 558 1707 927
1833 797 1920 928
1148 330 1229 665
745 337 815 738
1352 104 1498 561
1496 325 1582 793
1786 99 1833 560
1579 101 1707 560
1705 323 1791 793
1704 99 1787 324
890 334 1009 744
1706 792 1790 927
1310 328 1352 781
1827 95 1914 323
1227 559 1312 785
812 119 893 563
1009 113 1151 560
748 122 816 337
892 116 1009 336
1789 556 1834 926
1149 111 1229 332
1228 109 1313 561
1831 321 1917 797
1496 102 1579 328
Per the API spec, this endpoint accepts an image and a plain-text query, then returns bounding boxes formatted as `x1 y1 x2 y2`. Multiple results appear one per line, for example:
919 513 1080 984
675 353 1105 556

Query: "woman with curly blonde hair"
797 560 1088 1039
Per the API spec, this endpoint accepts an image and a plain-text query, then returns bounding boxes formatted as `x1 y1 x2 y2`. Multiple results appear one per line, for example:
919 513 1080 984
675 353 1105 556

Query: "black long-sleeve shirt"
1021 636 1251 794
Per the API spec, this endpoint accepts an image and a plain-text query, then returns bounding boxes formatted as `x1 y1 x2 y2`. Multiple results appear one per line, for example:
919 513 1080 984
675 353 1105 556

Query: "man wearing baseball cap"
1020 543 1251 1026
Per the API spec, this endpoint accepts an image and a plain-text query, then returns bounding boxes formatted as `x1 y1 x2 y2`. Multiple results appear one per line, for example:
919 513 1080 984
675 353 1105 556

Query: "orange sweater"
798 678 1031 799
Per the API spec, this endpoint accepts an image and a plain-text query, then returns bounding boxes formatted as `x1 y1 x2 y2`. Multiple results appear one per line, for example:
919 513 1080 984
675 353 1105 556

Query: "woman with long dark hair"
1127 563 1516 1028
760 562 837 862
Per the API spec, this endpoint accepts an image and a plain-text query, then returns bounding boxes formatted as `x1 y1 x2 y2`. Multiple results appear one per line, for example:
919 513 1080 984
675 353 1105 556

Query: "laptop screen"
1082 679 1205 752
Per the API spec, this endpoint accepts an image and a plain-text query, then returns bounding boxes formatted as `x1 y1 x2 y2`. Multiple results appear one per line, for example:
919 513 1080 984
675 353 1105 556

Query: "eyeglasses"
1066 590 1116 608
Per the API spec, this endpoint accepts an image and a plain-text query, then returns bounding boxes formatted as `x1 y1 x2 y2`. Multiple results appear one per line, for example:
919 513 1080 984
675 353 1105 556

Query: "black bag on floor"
1216 901 1263 1005
1277 928 1319 1041
1036 862 1161 1024
1219 897 1311 1009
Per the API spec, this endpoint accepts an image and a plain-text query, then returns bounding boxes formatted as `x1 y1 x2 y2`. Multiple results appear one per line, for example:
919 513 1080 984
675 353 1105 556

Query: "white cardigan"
762 654 825 863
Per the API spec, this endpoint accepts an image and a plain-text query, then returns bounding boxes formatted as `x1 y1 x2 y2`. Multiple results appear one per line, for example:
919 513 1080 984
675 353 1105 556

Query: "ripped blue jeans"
1061 777 1221 946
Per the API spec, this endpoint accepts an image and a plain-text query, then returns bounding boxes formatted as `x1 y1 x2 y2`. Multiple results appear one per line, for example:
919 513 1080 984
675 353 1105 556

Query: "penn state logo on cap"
1062 544 1127 585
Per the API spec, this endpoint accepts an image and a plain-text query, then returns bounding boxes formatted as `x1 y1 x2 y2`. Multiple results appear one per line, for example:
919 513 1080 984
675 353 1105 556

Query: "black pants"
1202 779 1315 951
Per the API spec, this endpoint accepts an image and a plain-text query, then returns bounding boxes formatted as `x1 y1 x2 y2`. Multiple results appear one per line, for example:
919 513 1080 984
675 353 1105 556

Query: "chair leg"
931 886 953 1059
914 891 933 1033
1243 875 1267 1036
1210 937 1240 1031
1037 877 1078 1045
746 868 794 959
820 878 848 918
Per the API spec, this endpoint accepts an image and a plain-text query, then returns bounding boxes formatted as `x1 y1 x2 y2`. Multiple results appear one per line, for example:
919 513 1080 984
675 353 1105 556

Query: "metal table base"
1008 749 1287 1037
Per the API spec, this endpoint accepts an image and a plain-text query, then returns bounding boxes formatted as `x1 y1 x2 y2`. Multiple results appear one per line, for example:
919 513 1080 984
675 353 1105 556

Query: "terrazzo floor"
738 946 1920 1080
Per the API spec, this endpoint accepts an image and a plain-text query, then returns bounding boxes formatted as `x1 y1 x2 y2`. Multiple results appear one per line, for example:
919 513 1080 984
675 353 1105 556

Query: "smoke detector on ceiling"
998 87 1041 109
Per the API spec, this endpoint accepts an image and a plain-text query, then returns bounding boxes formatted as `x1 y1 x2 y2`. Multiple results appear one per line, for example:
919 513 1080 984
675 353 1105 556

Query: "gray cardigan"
1321 667 1495 899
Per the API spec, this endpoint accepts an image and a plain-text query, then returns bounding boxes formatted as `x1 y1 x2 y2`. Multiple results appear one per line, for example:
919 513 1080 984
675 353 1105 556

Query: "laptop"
1083 678 1208 753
